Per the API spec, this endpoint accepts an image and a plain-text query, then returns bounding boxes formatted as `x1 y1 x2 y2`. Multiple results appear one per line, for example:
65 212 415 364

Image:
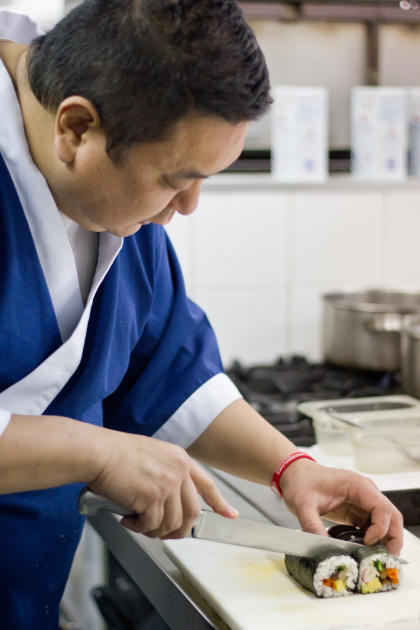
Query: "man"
0 1 403 628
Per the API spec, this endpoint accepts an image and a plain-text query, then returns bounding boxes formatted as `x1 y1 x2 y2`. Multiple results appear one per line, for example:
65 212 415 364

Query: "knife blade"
78 489 407 563
192 509 368 558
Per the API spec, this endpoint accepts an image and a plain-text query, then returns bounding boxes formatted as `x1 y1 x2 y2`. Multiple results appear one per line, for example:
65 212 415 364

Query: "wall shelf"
240 1 420 23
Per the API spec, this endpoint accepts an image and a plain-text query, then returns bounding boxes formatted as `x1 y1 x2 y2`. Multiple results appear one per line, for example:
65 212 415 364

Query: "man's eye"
163 178 180 191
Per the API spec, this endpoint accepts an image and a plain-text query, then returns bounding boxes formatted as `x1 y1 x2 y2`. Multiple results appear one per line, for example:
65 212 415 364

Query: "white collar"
0 11 122 340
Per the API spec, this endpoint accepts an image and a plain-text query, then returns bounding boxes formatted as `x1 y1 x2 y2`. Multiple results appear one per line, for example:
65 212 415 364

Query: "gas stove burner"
226 355 402 447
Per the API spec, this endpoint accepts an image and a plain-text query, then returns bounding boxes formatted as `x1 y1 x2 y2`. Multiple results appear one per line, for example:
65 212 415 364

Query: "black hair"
27 0 272 160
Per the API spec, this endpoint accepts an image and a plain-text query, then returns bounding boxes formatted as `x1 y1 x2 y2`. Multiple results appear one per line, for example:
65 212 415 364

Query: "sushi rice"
353 547 401 594
286 524 402 598
285 551 358 598
313 554 358 597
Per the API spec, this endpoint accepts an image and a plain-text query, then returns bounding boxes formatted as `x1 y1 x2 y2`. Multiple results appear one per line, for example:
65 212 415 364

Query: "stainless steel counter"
88 468 282 630
88 466 420 630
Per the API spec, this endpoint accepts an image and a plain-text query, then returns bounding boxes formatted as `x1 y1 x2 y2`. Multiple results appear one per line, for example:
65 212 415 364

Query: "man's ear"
54 96 102 165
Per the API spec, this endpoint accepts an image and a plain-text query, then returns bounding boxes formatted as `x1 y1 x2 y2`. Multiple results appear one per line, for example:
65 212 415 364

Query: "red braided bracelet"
270 451 316 497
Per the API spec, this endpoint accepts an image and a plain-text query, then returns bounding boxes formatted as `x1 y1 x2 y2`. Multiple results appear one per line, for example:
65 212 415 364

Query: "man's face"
57 115 248 237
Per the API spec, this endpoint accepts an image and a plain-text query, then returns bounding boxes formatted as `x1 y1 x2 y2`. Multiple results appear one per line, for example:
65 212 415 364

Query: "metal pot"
401 314 420 398
322 289 420 371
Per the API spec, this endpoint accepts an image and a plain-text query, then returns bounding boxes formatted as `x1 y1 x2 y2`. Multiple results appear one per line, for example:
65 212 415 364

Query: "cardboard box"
407 88 420 177
351 87 407 181
271 86 328 183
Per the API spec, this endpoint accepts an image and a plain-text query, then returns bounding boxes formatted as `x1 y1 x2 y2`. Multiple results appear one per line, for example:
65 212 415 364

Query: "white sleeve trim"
0 409 12 436
152 373 242 448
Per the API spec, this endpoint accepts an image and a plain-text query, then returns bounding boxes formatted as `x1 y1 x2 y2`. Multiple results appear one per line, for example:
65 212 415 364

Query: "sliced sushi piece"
285 550 358 598
352 545 401 594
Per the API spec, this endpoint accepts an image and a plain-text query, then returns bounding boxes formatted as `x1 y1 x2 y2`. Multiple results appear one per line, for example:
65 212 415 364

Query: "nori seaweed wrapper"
351 543 392 564
351 543 400 594
285 549 351 596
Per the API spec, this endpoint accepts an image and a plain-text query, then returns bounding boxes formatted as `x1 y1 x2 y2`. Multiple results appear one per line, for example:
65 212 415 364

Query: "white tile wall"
189 191 289 290
165 212 194 289
193 287 288 366
166 182 420 366
383 191 420 286
291 191 384 284
288 284 342 360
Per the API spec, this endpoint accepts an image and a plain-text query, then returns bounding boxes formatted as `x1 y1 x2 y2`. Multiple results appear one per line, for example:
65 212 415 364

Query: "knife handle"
78 488 134 517
77 488 210 531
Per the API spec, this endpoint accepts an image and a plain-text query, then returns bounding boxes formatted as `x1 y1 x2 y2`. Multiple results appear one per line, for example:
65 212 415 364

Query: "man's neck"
1 42 60 207
0 40 26 89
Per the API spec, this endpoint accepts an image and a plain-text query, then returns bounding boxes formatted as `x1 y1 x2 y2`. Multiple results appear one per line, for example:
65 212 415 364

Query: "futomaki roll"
352 545 401 594
285 550 358 598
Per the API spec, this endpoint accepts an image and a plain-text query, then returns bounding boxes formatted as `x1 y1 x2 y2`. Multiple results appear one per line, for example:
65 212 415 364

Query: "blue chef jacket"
0 11 240 629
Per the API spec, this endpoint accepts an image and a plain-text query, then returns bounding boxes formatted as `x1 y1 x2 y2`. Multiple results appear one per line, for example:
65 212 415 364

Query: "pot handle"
364 313 404 333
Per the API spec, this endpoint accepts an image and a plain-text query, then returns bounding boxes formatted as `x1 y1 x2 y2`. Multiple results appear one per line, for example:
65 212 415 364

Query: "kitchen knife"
78 489 407 562
192 509 367 558
78 488 133 517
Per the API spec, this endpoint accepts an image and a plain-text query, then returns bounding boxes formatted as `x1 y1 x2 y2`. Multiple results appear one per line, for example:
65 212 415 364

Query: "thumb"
296 504 329 537
189 459 239 519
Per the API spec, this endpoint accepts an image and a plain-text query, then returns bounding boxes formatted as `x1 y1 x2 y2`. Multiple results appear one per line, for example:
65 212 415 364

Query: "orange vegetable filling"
386 568 399 585
322 578 336 589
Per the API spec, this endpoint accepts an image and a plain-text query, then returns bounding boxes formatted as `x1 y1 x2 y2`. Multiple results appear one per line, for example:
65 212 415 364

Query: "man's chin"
109 224 143 238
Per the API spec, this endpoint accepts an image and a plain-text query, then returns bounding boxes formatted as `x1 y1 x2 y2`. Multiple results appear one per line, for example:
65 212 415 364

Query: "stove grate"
226 356 402 447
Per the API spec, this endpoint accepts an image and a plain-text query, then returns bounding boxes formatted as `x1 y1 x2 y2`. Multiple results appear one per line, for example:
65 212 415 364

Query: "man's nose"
172 180 203 216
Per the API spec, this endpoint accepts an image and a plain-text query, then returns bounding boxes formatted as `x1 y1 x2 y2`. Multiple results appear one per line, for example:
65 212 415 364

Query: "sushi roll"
285 550 358 598
352 545 401 595
327 525 401 595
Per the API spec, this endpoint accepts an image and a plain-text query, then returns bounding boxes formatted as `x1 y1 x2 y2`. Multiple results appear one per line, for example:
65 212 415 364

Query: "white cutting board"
164 530 420 630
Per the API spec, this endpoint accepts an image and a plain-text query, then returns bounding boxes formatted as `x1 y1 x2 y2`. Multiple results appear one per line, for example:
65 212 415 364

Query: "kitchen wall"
0 0 64 28
380 23 420 87
245 20 367 150
166 176 420 367
245 20 420 151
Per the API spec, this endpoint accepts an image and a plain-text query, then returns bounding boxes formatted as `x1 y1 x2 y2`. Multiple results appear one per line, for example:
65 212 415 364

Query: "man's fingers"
144 492 184 538
294 501 329 537
120 501 165 534
316 469 404 554
162 477 202 539
363 507 391 546
120 457 239 539
189 459 239 518
379 528 404 556
177 476 202 536
345 475 404 554
363 506 404 555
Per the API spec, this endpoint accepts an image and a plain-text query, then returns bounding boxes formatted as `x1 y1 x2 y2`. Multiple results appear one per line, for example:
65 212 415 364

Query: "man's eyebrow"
166 169 211 180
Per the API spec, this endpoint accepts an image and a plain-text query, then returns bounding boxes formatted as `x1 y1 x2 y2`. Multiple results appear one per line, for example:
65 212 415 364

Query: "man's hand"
280 459 404 555
0 415 238 539
90 431 238 539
